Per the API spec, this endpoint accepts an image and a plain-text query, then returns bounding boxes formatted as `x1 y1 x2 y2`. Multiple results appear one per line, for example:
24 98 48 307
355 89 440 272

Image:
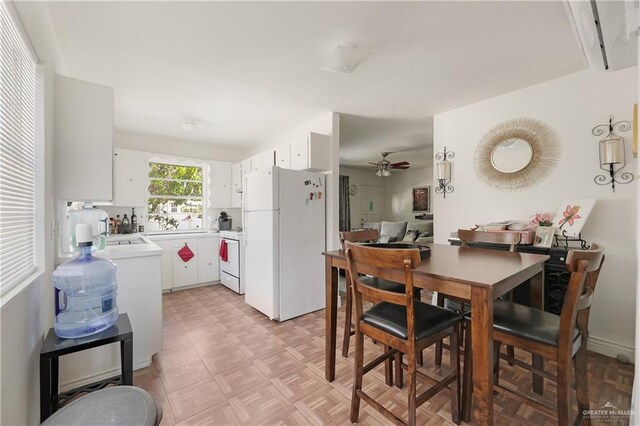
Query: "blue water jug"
52 223 118 338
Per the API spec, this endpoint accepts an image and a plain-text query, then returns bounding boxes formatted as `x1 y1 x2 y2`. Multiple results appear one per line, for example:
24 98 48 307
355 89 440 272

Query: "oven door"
220 238 240 278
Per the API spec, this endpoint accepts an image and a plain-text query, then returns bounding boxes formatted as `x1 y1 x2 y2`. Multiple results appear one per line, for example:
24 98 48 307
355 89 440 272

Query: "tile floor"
133 285 633 425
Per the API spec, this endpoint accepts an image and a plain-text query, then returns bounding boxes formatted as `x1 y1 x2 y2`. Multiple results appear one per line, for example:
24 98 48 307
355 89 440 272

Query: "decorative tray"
361 243 431 258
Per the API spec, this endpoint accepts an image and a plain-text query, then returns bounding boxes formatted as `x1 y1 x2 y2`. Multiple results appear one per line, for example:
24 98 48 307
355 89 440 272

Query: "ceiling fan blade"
390 161 410 167
391 165 410 169
368 162 380 166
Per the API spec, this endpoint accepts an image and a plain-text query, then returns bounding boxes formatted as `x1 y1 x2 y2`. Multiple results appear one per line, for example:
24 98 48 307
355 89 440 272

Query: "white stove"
219 230 244 294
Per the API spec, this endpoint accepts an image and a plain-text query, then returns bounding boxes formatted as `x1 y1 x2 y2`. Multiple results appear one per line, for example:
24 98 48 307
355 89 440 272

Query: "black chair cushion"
360 276 405 293
489 300 580 347
363 301 462 341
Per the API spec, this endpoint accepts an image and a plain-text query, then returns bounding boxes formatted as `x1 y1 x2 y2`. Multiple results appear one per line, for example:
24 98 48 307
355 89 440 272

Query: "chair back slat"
356 282 407 305
557 244 604 353
345 241 421 270
458 229 521 252
575 287 594 311
344 242 421 342
340 229 379 250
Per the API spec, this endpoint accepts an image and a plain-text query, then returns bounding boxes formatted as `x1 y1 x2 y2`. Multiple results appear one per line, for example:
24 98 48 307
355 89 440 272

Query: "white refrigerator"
243 167 326 321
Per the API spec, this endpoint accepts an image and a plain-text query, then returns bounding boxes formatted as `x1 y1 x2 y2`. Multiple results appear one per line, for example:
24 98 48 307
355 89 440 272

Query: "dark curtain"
339 175 351 231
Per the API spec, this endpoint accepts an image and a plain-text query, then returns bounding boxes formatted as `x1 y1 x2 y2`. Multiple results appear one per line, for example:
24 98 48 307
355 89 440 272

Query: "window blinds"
0 3 38 296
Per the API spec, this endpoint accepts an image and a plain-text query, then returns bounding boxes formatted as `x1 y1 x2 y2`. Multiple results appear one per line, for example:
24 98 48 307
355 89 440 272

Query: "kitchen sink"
106 236 148 246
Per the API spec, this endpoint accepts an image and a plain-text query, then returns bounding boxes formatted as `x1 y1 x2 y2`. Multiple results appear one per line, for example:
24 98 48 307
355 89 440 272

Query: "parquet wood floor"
134 285 633 426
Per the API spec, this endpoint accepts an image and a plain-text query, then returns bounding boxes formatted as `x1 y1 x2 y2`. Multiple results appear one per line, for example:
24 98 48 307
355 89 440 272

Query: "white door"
361 185 382 224
210 163 232 207
251 154 263 172
245 167 278 211
261 150 275 168
290 136 308 170
172 247 198 288
231 163 242 208
278 170 326 320
275 143 291 169
244 210 279 319
197 237 220 283
113 149 148 207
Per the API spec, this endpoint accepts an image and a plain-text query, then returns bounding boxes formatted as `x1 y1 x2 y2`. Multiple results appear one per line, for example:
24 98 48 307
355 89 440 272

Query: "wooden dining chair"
461 244 605 425
340 230 405 360
345 242 462 425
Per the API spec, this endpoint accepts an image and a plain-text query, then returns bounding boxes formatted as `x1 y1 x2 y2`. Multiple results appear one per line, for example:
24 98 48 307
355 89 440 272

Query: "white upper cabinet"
291 132 330 171
55 75 114 201
210 162 232 207
275 143 291 169
241 159 251 178
261 149 275 169
250 154 262 172
231 162 242 208
113 149 149 207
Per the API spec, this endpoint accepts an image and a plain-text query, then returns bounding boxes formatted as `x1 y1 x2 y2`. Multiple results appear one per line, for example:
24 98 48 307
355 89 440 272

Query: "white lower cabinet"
172 246 199 288
197 237 220 283
150 235 220 292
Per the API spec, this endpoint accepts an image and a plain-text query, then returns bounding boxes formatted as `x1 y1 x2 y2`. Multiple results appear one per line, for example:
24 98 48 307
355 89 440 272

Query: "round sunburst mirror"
474 118 561 190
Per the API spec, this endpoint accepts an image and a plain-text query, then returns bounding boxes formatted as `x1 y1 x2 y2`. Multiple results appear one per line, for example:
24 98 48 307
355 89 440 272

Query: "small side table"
40 313 133 422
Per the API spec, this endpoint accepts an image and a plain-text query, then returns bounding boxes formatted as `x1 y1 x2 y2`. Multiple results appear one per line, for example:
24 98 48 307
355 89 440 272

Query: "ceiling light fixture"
180 120 198 132
321 43 372 73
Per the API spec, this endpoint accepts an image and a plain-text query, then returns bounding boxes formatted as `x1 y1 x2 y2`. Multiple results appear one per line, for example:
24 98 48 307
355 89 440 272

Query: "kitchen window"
0 2 44 303
147 161 204 232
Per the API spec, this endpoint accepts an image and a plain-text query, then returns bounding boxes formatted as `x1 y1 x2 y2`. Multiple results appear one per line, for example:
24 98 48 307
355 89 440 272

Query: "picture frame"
553 198 596 238
533 226 555 248
412 186 430 212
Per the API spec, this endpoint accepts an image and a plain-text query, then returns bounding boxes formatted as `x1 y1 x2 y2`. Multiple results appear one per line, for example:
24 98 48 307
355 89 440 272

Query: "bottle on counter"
131 208 138 233
109 217 116 234
122 214 130 234
115 215 121 234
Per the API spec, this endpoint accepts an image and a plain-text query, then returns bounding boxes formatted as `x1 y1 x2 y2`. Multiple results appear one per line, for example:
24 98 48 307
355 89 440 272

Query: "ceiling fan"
369 152 410 177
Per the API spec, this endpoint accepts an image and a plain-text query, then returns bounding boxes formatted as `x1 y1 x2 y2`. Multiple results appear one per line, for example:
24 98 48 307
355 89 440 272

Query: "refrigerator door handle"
243 175 247 247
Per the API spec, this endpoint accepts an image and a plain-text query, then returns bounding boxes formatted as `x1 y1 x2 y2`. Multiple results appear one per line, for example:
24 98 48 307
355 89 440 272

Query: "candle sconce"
435 146 455 198
593 116 634 192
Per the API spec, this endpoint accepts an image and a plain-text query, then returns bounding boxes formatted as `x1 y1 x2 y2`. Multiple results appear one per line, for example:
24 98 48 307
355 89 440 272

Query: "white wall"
340 167 386 229
1 2 66 424
383 167 434 222
115 131 244 163
247 112 341 250
434 67 638 358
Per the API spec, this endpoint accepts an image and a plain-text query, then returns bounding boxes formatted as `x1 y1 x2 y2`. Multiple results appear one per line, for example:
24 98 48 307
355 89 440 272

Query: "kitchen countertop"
56 235 163 265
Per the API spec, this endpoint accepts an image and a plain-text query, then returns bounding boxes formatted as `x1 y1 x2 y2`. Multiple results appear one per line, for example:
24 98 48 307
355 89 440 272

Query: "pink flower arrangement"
529 212 555 228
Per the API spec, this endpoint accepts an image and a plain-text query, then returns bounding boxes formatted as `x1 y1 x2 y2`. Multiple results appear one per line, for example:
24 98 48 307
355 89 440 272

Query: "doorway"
360 185 382 225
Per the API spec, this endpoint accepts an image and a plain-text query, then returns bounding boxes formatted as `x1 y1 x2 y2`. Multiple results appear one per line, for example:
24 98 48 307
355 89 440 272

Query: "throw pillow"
415 232 431 243
377 235 397 244
402 229 419 242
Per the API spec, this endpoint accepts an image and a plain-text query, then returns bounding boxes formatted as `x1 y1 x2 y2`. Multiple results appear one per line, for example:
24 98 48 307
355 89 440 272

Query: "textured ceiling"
46 1 584 159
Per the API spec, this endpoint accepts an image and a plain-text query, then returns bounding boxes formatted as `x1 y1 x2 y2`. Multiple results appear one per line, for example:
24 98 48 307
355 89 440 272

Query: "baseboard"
59 359 151 392
588 335 635 360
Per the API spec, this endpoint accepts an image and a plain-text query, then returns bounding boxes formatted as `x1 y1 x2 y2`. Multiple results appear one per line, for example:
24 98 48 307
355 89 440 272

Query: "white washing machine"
219 230 245 294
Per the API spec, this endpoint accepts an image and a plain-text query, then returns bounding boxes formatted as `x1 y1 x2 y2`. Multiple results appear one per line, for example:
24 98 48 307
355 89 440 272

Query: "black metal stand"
40 313 133 423
553 230 590 249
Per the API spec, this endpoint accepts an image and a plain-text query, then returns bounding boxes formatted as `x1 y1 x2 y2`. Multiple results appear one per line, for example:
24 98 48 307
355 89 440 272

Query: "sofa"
362 220 434 244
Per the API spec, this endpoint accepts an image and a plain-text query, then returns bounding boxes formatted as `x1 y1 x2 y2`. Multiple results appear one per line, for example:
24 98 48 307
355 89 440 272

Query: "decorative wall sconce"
435 146 455 198
593 116 634 192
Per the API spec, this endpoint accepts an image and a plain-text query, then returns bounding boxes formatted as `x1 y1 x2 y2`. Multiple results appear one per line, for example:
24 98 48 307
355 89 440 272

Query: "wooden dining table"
323 243 549 425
